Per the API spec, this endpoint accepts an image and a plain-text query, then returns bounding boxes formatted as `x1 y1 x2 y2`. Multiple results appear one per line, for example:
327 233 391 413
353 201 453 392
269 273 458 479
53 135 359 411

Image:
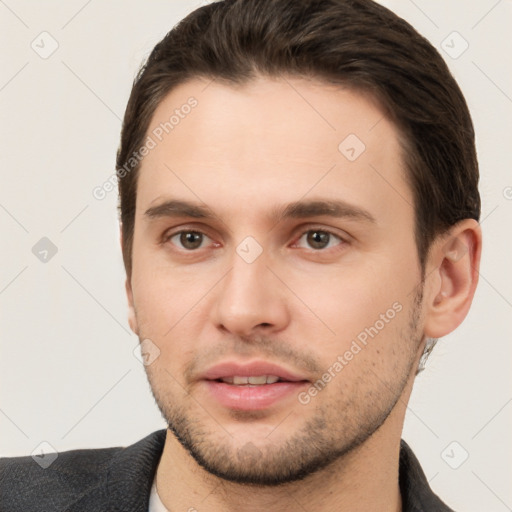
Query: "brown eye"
168 231 208 250
307 231 331 249
296 230 343 250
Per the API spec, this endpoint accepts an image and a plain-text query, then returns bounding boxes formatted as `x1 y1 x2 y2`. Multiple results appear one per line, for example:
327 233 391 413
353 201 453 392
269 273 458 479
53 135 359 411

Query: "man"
0 0 481 510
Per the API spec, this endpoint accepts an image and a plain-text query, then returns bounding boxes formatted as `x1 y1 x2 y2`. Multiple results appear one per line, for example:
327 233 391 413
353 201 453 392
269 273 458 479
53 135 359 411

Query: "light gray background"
1 1 511 510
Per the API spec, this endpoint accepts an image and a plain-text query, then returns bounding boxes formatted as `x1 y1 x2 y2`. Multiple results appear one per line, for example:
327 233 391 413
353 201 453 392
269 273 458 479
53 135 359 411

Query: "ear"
423 219 482 338
120 225 139 336
125 278 139 336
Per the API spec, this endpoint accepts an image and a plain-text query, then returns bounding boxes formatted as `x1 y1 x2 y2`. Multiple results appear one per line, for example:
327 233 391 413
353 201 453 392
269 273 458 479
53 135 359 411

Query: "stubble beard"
143 293 423 486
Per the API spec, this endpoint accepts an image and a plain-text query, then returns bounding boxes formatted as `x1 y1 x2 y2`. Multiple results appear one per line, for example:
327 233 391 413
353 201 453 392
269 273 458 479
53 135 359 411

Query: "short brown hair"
117 0 480 278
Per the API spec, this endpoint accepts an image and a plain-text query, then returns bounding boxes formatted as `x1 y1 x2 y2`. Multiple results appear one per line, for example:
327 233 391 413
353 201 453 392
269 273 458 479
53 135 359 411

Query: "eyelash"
162 226 348 253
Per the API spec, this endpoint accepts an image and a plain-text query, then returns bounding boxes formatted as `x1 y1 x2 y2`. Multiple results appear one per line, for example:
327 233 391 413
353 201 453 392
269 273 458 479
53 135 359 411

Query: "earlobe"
423 219 482 339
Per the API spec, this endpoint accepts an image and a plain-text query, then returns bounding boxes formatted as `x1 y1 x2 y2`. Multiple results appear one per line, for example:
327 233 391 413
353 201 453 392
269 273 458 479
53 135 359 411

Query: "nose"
211 251 290 337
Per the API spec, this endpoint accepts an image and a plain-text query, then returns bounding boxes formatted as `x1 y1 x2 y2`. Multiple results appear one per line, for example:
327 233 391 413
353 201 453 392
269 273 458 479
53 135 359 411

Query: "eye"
295 229 344 250
166 230 212 250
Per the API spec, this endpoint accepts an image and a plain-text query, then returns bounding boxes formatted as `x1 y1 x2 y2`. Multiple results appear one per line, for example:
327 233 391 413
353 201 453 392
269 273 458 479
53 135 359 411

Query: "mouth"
200 361 310 410
200 360 308 383
214 375 290 385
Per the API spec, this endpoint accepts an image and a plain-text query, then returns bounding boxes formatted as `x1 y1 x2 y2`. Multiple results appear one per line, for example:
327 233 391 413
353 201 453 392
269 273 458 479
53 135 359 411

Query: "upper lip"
200 360 309 382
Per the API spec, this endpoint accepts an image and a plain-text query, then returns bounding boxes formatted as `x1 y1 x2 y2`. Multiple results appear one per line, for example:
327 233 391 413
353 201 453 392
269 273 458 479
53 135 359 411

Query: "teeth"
220 375 280 385
248 375 267 385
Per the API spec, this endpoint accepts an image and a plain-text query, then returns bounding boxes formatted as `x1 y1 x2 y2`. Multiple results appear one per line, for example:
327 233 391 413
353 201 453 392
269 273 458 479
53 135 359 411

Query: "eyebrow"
144 198 376 224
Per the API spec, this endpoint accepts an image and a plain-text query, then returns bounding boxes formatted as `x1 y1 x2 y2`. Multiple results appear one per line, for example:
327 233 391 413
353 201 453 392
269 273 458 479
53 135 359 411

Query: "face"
127 76 426 485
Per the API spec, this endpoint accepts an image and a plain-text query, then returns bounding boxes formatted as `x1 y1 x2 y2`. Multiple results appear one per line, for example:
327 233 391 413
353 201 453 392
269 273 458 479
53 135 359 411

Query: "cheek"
131 269 205 380
130 251 217 341
288 266 419 389
285 258 410 342
317 299 416 403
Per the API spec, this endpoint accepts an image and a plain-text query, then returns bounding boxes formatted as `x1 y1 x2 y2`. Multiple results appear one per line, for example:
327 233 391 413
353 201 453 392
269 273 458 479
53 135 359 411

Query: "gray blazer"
0 430 454 511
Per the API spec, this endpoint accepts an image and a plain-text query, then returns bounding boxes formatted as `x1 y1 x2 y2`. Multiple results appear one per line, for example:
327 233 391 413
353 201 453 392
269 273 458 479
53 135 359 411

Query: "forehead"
136 76 412 228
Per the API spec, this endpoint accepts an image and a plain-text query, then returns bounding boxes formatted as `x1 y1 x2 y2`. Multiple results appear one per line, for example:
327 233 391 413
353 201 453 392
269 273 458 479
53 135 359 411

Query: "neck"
155 398 409 512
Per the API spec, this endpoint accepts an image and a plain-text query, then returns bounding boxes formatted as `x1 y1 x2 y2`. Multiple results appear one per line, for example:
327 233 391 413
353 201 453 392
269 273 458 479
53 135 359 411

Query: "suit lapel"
66 429 167 511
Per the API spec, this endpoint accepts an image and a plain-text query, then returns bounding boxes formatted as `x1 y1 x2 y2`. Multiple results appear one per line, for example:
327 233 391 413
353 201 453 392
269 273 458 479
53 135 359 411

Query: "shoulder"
0 445 121 511
399 439 456 512
0 429 167 512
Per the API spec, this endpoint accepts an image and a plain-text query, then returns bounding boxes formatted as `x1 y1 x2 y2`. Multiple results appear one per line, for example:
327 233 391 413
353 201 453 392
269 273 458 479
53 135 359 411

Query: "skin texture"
124 76 481 511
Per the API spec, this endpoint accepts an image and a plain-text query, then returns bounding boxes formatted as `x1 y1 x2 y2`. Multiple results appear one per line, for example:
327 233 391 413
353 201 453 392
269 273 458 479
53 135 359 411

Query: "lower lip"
203 380 309 410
